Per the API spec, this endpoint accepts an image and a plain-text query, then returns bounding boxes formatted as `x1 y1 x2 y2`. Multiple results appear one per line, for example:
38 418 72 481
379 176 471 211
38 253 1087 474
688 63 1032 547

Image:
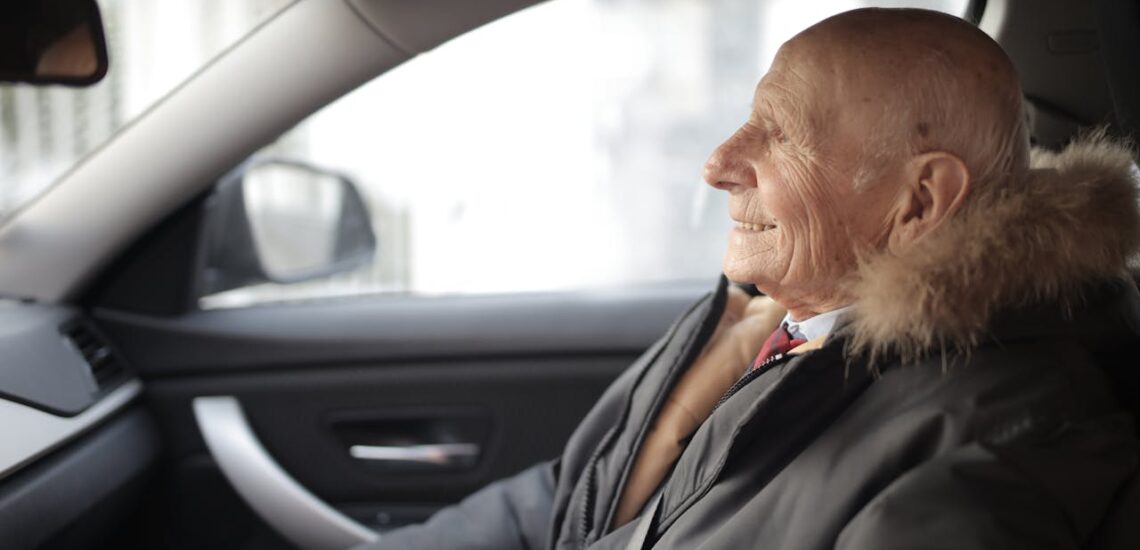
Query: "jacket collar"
843 133 1140 364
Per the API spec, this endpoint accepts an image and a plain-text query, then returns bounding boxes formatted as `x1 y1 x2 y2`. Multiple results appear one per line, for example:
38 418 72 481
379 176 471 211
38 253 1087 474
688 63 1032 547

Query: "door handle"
349 443 480 467
193 396 378 550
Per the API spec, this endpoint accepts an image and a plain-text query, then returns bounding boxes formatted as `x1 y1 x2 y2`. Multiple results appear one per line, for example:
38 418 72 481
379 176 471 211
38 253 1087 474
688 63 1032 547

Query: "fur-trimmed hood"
847 133 1140 363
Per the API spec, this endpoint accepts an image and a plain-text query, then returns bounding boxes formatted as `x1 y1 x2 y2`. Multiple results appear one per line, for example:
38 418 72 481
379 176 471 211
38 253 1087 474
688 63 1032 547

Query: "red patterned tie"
750 323 806 371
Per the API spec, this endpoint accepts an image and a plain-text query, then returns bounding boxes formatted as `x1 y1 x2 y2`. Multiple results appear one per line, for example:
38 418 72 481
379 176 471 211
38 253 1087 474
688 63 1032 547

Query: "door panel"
142 356 633 503
94 282 710 543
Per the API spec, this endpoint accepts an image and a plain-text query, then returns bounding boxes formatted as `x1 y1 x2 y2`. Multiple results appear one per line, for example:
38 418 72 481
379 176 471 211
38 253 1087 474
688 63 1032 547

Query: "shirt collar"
782 305 853 341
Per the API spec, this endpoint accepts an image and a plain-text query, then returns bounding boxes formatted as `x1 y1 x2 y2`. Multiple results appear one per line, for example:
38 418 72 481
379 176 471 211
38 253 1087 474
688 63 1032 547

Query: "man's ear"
887 152 971 253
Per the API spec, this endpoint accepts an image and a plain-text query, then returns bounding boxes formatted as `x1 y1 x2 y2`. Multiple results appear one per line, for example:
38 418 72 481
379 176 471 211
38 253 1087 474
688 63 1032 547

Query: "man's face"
703 41 896 315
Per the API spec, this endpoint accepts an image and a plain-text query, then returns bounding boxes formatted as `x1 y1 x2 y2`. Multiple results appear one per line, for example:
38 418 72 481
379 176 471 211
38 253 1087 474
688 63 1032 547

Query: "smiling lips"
736 221 777 232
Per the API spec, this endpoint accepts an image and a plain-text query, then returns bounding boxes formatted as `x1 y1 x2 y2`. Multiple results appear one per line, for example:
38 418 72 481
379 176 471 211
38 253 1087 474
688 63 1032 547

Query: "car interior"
0 0 1138 549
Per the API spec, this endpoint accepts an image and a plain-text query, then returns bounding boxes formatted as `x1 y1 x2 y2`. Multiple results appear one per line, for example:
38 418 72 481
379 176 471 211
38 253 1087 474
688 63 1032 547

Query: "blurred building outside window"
0 0 291 218
0 0 970 309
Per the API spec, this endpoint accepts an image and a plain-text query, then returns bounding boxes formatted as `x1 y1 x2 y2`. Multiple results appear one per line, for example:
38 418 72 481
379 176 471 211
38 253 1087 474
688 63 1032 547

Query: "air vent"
63 322 126 388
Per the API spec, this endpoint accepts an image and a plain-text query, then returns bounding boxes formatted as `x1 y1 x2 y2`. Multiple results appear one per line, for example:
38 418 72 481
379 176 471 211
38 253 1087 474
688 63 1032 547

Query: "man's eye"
770 126 789 145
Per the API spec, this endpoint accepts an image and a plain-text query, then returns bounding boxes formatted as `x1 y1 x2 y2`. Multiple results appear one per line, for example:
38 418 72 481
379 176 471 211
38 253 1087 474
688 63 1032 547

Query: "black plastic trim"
967 0 987 25
0 303 104 417
95 281 709 377
0 407 159 550
1096 0 1140 148
82 191 210 316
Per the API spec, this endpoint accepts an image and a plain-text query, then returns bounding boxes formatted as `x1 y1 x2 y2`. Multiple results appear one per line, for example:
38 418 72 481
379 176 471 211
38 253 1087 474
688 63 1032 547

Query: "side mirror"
0 0 109 86
198 158 378 297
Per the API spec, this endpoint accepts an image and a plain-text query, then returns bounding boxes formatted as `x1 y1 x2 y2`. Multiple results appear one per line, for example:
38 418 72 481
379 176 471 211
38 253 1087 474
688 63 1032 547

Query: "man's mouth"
735 221 777 232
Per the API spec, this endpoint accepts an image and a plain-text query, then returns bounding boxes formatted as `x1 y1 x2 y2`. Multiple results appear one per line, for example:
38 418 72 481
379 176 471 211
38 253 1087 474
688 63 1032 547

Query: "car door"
90 232 706 549
68 2 743 547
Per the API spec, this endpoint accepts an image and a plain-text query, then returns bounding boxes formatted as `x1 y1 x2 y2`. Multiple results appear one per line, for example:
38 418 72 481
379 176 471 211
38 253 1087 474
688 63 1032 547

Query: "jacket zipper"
714 353 794 410
576 424 617 547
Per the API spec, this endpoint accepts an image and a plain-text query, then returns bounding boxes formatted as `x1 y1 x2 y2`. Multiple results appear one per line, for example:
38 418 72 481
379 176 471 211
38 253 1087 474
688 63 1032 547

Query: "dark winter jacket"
357 137 1140 549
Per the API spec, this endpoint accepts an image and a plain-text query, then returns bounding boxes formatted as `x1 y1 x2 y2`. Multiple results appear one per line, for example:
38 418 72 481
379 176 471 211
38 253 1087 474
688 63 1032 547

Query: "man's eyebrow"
753 96 785 126
750 83 769 112
751 80 814 139
751 92 775 121
765 98 818 146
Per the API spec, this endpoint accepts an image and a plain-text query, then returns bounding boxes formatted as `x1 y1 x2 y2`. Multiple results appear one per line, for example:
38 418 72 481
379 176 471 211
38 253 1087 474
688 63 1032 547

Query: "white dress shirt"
783 306 853 341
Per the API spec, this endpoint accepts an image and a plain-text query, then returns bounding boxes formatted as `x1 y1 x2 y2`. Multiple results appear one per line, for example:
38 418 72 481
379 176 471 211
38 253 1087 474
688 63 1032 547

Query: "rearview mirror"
0 0 109 86
198 159 378 297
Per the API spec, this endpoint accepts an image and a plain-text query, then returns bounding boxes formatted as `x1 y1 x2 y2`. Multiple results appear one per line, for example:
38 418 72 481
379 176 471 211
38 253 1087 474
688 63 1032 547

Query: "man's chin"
721 260 770 288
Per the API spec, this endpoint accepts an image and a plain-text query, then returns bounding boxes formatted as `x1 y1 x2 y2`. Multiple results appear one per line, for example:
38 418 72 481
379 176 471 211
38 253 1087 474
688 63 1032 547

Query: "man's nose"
703 130 757 191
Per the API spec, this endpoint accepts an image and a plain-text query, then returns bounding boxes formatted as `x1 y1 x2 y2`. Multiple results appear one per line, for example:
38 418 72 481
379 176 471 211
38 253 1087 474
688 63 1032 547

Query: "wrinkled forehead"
770 30 931 120
768 32 899 100
752 38 856 137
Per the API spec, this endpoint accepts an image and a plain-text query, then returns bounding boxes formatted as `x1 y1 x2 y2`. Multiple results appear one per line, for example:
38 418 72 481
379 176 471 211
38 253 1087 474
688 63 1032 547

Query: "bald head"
703 8 1031 318
792 8 1029 189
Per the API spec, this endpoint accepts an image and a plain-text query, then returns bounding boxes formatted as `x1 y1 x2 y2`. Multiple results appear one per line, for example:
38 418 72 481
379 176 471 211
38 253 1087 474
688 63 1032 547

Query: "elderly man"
359 7 1140 549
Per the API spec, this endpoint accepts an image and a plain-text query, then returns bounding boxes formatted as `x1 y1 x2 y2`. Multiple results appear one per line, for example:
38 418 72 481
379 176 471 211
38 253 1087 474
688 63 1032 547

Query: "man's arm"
352 460 557 550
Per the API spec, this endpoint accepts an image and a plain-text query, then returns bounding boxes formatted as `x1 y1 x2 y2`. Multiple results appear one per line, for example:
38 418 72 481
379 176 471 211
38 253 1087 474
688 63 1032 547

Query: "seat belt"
623 492 662 550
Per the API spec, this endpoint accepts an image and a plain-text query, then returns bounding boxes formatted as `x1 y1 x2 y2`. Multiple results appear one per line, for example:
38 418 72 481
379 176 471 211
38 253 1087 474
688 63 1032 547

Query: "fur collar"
846 133 1140 364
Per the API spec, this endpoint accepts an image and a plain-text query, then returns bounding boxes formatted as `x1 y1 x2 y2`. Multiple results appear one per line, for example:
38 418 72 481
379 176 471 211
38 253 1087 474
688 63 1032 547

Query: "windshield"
0 0 291 223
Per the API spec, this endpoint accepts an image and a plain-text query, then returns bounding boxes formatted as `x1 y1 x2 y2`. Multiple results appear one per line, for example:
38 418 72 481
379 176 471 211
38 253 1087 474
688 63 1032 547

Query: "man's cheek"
800 210 861 277
765 163 818 220
772 155 818 188
756 183 790 225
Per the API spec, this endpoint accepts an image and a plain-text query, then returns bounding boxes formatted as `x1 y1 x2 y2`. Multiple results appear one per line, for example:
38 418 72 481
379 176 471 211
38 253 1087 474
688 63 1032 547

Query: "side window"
197 0 971 308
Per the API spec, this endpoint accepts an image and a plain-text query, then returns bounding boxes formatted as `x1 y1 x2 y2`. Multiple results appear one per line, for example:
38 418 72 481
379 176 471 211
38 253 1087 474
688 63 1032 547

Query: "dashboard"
0 300 156 549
